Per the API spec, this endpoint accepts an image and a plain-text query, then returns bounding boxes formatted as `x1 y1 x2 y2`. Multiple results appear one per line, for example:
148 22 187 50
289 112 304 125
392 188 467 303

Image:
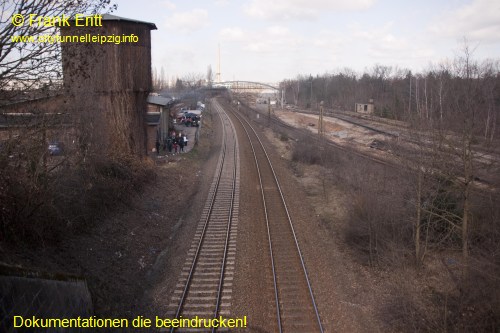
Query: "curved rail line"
250 103 397 169
246 103 500 183
250 104 497 194
216 98 324 332
167 104 239 332
287 108 401 137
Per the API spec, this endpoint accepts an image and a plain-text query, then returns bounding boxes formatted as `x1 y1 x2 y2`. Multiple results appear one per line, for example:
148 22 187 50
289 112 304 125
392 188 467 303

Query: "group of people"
155 130 189 155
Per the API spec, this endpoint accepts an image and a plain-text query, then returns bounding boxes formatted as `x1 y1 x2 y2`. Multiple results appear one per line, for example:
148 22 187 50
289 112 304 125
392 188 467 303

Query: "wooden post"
319 101 324 137
268 97 271 122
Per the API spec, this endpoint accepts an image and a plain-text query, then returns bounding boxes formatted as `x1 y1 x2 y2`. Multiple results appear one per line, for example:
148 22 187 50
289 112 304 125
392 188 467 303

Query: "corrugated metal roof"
147 95 171 106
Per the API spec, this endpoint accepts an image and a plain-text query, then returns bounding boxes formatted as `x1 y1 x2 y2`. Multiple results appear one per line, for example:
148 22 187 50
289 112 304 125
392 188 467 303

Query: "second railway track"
166 103 240 332
218 99 324 333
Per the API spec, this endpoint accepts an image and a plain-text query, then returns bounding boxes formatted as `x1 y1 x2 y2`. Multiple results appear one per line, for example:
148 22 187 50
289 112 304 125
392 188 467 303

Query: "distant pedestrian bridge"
214 81 279 93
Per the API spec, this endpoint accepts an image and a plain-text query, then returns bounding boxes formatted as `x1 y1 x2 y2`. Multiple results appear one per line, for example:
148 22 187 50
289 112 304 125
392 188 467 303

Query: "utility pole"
318 100 324 137
216 43 221 83
408 71 412 114
281 88 284 110
268 97 271 122
309 75 313 108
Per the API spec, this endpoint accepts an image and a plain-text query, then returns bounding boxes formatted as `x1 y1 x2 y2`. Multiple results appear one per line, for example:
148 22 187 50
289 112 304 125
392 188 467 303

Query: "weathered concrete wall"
0 266 93 333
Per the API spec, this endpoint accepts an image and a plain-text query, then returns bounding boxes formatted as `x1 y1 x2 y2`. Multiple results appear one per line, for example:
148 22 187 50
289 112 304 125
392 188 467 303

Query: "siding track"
166 103 240 332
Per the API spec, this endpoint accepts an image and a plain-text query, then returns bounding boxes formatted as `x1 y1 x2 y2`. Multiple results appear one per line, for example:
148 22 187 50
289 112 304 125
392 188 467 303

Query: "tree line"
281 49 499 142
280 46 500 330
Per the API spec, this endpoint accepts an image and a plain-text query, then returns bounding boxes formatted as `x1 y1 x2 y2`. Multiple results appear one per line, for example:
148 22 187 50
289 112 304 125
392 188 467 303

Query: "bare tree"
181 72 205 89
152 66 158 90
0 0 115 98
437 44 481 262
206 65 213 88
160 66 166 89
410 44 498 264
0 1 118 240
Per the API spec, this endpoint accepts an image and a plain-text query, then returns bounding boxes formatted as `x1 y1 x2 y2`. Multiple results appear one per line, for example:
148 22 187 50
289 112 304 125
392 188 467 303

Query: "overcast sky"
113 0 500 84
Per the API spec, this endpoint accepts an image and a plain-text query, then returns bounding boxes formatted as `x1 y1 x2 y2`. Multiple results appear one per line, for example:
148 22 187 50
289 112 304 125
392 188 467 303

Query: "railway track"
166 103 240 332
291 107 401 138
252 104 498 192
245 102 397 169
247 104 500 187
218 99 324 333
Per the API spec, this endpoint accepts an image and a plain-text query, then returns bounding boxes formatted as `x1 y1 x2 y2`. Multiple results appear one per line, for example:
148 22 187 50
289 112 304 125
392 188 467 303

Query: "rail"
217 98 324 332
169 100 239 332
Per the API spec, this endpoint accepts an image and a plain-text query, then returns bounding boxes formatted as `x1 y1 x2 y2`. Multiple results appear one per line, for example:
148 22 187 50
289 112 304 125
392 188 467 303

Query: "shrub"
0 153 153 246
291 134 326 165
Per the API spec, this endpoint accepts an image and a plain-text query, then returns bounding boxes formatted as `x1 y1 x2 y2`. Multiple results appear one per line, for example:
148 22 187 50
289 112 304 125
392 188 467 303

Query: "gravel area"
223 99 390 333
226 105 278 333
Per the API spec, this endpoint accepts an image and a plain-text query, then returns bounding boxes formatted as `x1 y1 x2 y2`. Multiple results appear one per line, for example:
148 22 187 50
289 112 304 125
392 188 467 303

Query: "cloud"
219 25 302 53
219 27 245 41
215 0 230 6
244 0 376 20
165 9 209 34
162 1 176 10
245 32 303 53
311 30 345 49
267 26 289 36
429 0 500 43
347 22 434 65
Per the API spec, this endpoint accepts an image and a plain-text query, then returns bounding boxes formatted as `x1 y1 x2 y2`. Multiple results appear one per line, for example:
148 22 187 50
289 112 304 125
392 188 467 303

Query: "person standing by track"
179 132 185 153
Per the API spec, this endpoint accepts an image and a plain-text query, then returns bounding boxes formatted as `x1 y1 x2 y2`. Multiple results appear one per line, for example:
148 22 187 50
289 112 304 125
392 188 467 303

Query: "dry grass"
282 131 500 332
0 151 154 247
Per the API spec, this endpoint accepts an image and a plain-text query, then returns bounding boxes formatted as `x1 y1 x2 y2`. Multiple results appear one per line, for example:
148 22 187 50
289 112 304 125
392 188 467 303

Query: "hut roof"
101 14 157 30
147 95 172 106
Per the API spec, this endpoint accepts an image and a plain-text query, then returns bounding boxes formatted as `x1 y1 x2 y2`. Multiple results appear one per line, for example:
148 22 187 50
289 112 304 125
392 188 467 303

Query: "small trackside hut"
146 94 173 154
354 99 374 114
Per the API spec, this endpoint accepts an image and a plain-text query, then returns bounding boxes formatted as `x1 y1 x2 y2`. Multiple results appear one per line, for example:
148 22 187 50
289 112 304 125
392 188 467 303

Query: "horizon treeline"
281 50 499 140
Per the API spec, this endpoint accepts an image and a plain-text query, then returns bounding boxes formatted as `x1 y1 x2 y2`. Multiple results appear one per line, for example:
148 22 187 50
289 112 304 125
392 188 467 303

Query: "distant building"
60 14 157 156
0 94 71 142
146 95 173 153
355 99 374 114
